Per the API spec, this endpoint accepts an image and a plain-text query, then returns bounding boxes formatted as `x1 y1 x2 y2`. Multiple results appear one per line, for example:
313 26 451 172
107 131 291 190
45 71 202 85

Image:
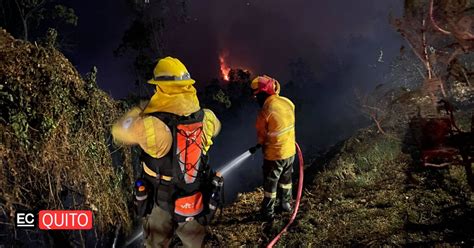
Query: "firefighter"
112 56 221 247
249 75 296 221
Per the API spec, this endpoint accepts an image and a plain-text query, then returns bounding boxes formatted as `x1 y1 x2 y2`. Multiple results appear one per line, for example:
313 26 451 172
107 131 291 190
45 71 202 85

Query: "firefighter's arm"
203 109 221 137
255 110 268 145
112 106 172 158
140 116 172 158
111 107 143 145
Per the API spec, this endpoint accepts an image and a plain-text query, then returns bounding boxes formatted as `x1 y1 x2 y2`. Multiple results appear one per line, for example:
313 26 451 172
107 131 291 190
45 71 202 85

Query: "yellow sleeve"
255 108 269 145
203 109 221 137
111 107 172 158
202 109 221 153
111 107 143 145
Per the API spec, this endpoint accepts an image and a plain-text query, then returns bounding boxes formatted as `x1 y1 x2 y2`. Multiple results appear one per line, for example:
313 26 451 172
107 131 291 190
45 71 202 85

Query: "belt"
143 162 173 181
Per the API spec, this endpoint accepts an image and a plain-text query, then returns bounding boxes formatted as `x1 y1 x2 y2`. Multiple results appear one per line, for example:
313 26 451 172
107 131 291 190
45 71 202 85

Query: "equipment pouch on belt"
196 170 224 225
134 178 154 217
173 191 204 222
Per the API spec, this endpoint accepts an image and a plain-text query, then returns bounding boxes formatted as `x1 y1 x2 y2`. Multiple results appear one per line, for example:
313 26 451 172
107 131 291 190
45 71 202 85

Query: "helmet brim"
147 78 196 86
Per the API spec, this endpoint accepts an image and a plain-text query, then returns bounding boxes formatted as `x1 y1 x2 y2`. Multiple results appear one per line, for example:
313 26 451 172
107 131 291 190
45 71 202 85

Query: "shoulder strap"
149 109 208 189
149 109 205 126
149 112 177 127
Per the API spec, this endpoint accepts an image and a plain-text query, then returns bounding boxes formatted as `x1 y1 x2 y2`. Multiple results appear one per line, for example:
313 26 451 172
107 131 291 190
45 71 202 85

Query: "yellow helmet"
148 56 196 85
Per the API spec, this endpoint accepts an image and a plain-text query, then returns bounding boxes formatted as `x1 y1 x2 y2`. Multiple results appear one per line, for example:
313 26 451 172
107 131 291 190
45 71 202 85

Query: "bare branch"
422 19 434 79
400 32 429 73
461 67 471 86
430 0 451 35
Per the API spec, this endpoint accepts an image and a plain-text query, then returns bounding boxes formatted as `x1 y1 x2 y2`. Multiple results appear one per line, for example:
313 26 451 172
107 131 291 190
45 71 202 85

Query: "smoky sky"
165 0 403 88
66 0 405 198
67 0 403 98
164 0 404 198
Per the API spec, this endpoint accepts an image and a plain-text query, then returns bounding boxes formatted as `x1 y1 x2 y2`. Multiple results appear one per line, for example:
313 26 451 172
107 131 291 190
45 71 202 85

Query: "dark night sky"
166 0 403 86
65 0 405 197
66 0 403 98
66 0 135 97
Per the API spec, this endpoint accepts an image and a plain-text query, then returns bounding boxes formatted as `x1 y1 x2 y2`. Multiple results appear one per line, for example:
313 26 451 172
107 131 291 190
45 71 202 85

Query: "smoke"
160 0 406 200
165 0 403 85
207 102 263 201
67 0 407 200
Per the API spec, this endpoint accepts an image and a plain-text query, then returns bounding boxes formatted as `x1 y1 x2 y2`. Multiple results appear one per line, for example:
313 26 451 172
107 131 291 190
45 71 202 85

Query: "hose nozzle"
248 144 262 154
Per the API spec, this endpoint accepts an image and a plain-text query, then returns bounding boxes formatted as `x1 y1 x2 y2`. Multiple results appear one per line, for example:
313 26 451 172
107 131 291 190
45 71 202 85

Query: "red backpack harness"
140 109 212 222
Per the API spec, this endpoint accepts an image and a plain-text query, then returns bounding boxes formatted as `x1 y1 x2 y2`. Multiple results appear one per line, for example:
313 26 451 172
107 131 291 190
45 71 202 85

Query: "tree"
354 85 409 138
115 0 189 93
0 0 77 41
429 0 474 54
200 79 231 115
226 69 252 108
199 69 253 116
393 0 474 109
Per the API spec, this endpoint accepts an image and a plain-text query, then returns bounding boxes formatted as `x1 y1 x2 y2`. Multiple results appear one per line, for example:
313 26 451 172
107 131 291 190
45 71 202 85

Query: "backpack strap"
150 112 178 127
145 109 214 222
148 109 207 188
171 109 206 189
150 109 204 126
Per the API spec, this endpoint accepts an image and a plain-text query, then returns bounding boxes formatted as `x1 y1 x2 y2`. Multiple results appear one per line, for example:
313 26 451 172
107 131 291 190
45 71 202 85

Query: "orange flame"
219 53 231 81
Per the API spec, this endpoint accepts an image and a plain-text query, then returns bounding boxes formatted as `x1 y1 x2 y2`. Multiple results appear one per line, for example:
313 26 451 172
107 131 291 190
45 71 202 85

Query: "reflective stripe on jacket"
256 95 296 160
112 108 220 159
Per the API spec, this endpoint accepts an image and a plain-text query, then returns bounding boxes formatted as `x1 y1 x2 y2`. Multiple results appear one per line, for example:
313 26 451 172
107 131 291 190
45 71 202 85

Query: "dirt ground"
208 126 474 247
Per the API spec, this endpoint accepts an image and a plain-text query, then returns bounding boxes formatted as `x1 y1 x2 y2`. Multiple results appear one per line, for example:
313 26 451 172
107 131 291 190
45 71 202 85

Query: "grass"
209 126 473 247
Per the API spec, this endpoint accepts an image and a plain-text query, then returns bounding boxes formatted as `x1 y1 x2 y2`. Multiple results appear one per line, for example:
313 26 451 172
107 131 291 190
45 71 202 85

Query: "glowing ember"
219 53 231 81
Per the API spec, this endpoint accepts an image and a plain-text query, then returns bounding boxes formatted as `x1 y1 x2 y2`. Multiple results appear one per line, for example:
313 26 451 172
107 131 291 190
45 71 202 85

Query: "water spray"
218 151 250 176
217 144 261 176
124 227 144 247
124 145 262 246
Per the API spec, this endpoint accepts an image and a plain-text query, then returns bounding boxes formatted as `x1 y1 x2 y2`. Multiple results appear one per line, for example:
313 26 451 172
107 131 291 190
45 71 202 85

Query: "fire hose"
266 142 304 248
124 143 304 246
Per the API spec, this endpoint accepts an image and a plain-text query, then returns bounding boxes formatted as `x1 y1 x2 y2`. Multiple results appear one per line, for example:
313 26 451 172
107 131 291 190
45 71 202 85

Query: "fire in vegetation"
219 51 231 81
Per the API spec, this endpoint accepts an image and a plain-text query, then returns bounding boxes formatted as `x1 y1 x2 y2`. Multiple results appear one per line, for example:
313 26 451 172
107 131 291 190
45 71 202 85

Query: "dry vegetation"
209 33 474 245
1 2 473 244
209 120 473 247
0 29 134 246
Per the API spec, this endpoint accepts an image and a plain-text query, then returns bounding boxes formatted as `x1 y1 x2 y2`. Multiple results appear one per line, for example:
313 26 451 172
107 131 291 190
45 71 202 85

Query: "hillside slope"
0 30 134 246
209 116 473 247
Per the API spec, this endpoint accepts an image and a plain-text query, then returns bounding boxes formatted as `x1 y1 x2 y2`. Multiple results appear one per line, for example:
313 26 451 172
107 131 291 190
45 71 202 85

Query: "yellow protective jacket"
256 95 296 160
112 81 220 158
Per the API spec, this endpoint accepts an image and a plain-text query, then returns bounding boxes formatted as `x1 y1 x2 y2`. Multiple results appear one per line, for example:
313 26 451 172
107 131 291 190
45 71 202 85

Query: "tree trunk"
22 18 28 41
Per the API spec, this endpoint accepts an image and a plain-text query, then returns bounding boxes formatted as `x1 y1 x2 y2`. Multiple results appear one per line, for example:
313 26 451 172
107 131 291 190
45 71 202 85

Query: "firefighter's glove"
248 144 262 154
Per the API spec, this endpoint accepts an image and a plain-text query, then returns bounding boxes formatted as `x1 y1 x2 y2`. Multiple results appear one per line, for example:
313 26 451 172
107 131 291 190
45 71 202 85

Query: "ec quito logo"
16 210 93 230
